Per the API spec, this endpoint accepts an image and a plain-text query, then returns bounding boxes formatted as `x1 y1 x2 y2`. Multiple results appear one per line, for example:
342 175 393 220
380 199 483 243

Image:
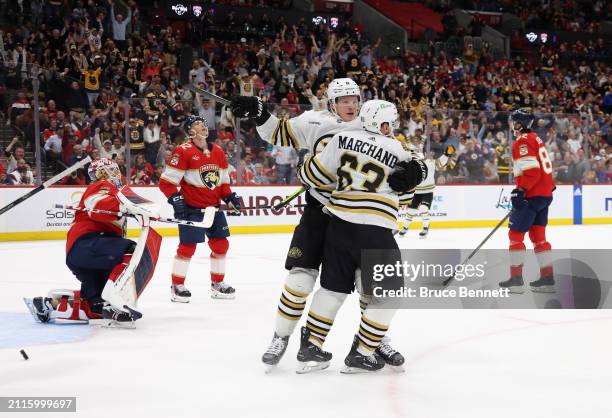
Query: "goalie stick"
442 210 512 287
55 204 217 229
0 156 92 216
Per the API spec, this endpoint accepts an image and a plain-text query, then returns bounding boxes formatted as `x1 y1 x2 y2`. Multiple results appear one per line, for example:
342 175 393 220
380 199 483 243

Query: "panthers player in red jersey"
26 158 140 325
499 108 556 293
159 116 241 302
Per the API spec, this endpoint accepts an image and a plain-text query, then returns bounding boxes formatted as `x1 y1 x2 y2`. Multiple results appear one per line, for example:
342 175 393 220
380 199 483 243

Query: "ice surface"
1 225 611 418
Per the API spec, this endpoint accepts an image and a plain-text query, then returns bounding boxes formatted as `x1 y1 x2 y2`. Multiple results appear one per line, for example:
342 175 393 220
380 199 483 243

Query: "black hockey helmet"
510 108 535 133
184 115 207 132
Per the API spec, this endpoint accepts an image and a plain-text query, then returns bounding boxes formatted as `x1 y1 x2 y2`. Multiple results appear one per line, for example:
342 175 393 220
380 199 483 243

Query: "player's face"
335 96 359 122
190 121 209 148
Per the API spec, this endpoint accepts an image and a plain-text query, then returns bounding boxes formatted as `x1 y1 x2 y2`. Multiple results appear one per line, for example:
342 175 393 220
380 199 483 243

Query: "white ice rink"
1 225 611 418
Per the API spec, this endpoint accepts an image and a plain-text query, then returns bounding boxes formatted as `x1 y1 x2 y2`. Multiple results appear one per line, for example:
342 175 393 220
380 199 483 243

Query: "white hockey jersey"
415 154 450 194
257 109 362 205
298 129 413 230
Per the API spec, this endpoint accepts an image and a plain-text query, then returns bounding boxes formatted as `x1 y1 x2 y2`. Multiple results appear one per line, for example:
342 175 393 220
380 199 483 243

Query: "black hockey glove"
230 96 271 126
510 188 527 210
223 192 242 215
388 159 428 193
168 192 186 219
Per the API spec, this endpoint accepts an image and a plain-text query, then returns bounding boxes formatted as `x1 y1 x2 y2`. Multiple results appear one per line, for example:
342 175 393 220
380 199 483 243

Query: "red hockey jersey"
159 142 232 207
66 181 124 253
512 132 555 198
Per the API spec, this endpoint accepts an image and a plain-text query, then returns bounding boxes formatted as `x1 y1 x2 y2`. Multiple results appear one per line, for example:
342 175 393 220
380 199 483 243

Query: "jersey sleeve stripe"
514 156 539 175
303 158 329 188
83 193 109 210
160 166 185 185
271 120 282 146
333 192 398 211
327 202 397 223
219 168 230 185
311 157 336 183
285 120 300 149
280 120 289 147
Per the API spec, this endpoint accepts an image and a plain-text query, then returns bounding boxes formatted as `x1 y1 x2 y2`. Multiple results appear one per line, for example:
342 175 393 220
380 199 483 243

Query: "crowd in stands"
0 0 610 187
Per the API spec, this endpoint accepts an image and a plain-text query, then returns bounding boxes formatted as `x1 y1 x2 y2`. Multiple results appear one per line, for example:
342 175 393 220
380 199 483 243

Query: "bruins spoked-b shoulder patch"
288 247 303 258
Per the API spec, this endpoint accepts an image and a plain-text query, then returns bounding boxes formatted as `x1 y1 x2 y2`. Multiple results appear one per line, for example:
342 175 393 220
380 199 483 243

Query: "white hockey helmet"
360 100 398 137
326 78 361 116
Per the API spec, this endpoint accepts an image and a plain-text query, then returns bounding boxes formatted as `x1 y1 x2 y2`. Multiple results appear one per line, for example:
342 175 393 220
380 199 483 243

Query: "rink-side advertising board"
0 185 610 241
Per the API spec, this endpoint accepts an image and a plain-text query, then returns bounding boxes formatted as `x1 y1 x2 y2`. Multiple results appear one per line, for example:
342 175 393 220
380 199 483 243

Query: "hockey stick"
442 210 512 287
55 204 216 229
186 84 231 106
272 186 307 210
0 156 92 216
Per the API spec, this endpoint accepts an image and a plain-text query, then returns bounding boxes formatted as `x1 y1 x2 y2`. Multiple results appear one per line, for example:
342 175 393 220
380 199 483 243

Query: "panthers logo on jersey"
199 164 220 189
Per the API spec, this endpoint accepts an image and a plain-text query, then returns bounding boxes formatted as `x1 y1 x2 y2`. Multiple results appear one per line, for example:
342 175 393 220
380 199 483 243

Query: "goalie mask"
326 78 361 119
88 158 123 188
360 100 399 137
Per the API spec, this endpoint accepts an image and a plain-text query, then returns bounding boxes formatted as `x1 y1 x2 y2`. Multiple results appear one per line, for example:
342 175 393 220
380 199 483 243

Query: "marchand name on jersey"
338 135 398 168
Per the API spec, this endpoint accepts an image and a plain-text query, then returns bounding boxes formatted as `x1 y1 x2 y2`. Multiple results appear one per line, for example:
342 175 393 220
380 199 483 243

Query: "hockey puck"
20 349 29 360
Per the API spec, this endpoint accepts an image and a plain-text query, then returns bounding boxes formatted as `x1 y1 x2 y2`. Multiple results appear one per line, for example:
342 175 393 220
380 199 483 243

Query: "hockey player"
25 158 149 326
159 116 241 302
230 79 425 370
499 108 555 293
296 100 416 373
398 134 455 238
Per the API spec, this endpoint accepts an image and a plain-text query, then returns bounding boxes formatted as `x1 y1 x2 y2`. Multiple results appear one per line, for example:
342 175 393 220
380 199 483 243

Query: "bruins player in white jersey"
231 80 426 371
296 100 416 373
398 134 455 238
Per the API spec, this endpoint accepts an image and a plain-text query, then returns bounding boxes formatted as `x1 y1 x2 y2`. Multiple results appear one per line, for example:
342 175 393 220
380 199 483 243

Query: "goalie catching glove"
230 96 271 126
388 159 428 193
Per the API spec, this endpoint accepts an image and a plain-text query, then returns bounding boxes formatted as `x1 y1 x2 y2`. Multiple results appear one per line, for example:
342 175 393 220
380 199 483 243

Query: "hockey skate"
529 276 556 293
98 304 142 329
171 284 191 303
341 335 385 374
397 225 409 237
296 327 332 374
375 338 405 372
23 297 54 323
419 226 429 239
211 281 236 299
499 276 525 294
262 333 290 373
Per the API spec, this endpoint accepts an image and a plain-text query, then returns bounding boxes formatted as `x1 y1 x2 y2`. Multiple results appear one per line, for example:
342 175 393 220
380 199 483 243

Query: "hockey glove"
444 145 456 157
230 96 270 125
510 188 527 210
168 192 186 219
223 192 242 215
388 159 428 193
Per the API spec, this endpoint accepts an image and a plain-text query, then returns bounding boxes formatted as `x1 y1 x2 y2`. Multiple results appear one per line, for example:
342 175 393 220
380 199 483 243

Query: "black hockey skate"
341 335 386 374
499 275 525 294
101 304 142 329
171 284 191 303
376 339 405 372
296 327 332 374
419 226 429 239
529 276 556 293
398 225 409 237
211 281 236 299
23 297 54 323
262 333 290 373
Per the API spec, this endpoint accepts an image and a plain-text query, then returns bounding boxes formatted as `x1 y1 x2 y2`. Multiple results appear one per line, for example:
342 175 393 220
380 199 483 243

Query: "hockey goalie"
24 158 162 328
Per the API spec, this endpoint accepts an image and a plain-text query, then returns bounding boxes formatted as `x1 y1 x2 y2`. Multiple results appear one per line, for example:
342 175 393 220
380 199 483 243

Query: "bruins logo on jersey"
199 164 220 189
287 247 303 258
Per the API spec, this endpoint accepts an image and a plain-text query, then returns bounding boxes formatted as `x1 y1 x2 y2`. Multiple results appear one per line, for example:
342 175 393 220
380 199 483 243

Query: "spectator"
110 0 132 50
44 132 63 172
143 118 161 166
8 159 34 185
271 146 297 184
